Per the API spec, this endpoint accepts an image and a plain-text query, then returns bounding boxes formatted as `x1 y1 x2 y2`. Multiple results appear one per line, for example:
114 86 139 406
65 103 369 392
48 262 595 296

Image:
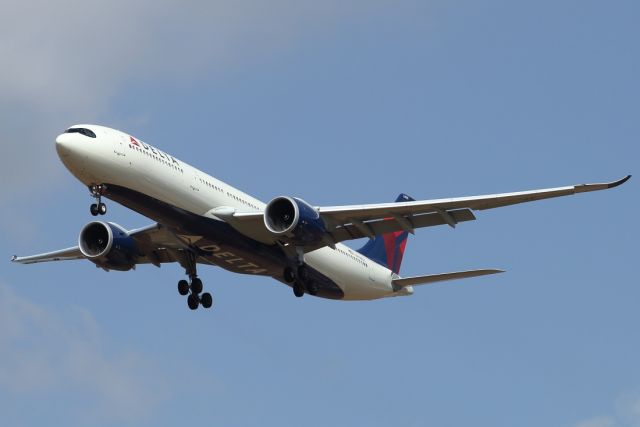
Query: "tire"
90 204 99 216
187 294 199 310
178 280 189 296
201 292 213 309
293 282 305 298
190 278 203 294
98 203 107 215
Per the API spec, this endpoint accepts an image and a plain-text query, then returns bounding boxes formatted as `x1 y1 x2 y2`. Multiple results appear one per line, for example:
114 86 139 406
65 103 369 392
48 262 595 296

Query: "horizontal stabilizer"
392 269 504 287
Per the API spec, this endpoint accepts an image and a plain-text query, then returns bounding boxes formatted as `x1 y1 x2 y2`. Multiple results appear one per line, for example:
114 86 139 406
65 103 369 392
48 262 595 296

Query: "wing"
230 175 630 246
125 223 193 267
11 223 200 268
11 247 84 264
317 175 631 226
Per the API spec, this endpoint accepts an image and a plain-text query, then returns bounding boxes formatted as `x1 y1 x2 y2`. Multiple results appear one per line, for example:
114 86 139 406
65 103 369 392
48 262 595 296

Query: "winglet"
607 174 631 189
574 175 631 193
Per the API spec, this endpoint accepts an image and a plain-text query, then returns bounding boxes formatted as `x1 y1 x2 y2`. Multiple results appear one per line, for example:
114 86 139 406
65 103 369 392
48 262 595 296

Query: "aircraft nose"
55 132 74 157
55 131 89 177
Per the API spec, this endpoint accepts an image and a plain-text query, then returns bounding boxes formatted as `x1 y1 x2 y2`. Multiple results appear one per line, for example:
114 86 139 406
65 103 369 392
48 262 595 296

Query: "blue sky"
0 1 637 426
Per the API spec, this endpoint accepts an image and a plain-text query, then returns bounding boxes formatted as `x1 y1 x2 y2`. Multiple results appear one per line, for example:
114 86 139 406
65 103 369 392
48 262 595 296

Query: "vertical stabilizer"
357 193 414 274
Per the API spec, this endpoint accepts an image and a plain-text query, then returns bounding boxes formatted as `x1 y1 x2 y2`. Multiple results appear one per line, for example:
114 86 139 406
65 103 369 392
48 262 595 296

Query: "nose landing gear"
89 184 107 216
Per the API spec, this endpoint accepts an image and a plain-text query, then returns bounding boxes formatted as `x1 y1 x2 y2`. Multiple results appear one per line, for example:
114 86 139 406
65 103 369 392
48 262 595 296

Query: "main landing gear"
282 247 318 298
284 264 318 298
179 252 213 310
89 184 107 216
178 277 213 310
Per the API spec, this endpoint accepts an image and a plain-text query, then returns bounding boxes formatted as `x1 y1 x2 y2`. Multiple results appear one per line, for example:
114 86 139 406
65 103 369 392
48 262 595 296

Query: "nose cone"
55 131 88 177
55 132 74 158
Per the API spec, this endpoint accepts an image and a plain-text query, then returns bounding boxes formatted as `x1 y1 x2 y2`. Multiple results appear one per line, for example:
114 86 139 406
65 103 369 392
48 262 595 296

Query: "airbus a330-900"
12 125 631 310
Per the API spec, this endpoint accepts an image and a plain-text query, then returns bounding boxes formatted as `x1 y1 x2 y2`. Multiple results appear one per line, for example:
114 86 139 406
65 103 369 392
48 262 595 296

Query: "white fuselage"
55 125 409 300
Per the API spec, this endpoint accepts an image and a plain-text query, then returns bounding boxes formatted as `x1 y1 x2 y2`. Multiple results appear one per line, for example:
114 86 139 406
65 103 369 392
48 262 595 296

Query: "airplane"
11 124 631 310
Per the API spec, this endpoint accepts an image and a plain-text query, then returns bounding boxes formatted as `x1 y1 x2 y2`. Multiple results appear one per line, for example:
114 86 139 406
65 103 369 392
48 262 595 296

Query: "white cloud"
0 0 410 246
0 282 169 424
0 0 395 201
616 392 640 427
576 417 616 427
575 393 640 427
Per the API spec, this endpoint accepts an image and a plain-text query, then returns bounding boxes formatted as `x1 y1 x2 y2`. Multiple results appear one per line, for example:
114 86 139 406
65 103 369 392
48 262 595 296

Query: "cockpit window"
65 127 96 138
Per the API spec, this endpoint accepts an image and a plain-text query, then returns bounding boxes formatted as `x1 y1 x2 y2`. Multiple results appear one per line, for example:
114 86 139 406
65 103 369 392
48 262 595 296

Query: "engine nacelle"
264 196 327 246
78 221 137 271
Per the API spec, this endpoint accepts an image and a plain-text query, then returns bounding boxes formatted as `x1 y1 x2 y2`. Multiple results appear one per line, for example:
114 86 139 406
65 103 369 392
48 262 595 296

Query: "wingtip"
475 269 506 276
608 175 632 189
11 255 17 262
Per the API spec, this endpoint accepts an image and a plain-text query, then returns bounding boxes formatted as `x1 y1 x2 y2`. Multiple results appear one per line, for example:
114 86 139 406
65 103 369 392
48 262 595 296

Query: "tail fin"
357 193 414 274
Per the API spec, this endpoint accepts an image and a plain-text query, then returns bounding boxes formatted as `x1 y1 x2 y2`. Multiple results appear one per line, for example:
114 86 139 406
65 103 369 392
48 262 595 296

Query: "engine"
264 196 327 246
78 221 137 271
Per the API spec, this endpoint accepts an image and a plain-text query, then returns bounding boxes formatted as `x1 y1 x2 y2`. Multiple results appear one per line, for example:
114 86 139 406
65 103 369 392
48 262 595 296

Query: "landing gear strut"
179 251 213 310
284 262 317 298
89 184 107 216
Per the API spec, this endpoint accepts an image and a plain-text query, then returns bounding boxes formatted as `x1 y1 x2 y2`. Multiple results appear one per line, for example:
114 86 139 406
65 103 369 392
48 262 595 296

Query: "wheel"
283 267 296 283
297 265 309 281
187 294 199 310
190 277 203 294
98 203 107 215
178 280 189 296
201 292 213 309
90 204 99 216
293 282 305 298
306 282 318 296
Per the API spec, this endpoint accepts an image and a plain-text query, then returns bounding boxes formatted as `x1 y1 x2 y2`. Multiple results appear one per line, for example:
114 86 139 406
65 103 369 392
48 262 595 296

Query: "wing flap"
129 223 191 251
330 209 476 242
393 269 505 287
